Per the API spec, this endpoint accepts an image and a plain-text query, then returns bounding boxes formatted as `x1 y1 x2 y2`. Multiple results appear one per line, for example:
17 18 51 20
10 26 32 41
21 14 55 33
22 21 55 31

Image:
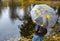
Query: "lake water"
0 7 23 41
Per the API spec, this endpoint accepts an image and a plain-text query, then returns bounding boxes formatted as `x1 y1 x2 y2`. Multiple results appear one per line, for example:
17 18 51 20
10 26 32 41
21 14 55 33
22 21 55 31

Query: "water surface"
0 7 23 41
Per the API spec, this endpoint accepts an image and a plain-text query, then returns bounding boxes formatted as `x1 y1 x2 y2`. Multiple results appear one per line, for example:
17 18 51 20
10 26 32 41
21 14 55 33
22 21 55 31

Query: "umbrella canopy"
31 4 58 28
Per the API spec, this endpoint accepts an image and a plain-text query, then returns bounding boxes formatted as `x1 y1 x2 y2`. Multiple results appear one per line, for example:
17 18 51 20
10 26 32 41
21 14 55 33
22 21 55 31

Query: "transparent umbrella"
30 4 58 28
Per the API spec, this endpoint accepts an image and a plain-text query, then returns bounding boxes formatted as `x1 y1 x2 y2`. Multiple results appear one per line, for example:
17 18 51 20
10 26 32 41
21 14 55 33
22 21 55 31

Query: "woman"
32 25 47 41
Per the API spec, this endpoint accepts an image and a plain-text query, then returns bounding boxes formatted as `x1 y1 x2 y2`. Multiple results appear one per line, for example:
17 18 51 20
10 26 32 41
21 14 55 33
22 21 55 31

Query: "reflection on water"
0 7 23 41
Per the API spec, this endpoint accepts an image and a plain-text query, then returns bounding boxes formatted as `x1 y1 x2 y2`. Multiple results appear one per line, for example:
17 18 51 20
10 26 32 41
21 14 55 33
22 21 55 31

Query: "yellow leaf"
46 14 50 19
53 36 56 39
47 37 49 39
34 14 37 16
43 6 46 9
40 24 44 27
36 10 40 13
33 20 36 23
